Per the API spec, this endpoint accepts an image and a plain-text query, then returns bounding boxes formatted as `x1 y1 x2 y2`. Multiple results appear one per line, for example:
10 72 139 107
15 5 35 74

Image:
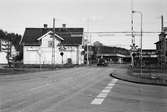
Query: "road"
0 65 167 112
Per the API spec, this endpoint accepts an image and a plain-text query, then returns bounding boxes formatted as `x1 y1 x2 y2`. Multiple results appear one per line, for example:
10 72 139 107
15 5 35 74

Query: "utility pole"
52 18 56 66
86 18 90 65
86 36 89 65
7 37 12 68
161 15 164 32
140 12 143 75
161 15 166 71
164 33 166 71
132 10 143 76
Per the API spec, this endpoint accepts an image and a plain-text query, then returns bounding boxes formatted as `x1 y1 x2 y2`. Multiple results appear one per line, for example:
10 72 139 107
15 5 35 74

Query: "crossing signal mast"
130 0 137 67
131 0 135 45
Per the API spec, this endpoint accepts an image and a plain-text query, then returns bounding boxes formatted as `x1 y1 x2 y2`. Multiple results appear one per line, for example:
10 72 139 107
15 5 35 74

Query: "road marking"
30 83 50 91
91 78 118 105
102 89 110 93
97 93 108 98
91 98 104 105
107 83 115 86
105 86 113 89
111 78 118 84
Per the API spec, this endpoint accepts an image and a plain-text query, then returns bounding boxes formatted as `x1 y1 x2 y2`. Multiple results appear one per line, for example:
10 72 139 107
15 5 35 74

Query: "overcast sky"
0 0 167 49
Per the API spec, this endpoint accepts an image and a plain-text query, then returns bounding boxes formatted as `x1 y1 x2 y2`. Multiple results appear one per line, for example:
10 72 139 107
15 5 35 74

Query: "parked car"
97 58 108 66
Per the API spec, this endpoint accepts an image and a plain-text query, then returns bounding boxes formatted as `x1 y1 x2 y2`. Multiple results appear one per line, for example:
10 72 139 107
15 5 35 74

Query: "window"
48 41 53 47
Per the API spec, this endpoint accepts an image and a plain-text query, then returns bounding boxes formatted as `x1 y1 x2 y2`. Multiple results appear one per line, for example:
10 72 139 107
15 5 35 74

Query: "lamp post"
132 10 143 75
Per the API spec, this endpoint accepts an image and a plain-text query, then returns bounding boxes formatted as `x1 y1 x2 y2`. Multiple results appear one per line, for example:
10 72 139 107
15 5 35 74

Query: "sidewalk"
110 68 167 86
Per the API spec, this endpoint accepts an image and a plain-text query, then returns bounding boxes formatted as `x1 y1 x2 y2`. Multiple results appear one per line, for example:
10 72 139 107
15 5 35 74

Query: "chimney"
44 24 48 29
62 24 66 28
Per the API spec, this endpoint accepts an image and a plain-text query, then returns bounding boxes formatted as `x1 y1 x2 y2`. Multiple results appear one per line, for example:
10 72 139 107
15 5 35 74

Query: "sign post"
60 52 64 64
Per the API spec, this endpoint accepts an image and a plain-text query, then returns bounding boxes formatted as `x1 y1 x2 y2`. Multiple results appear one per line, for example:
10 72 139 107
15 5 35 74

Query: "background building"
155 27 167 66
133 49 157 67
84 45 130 64
96 46 130 64
0 39 8 64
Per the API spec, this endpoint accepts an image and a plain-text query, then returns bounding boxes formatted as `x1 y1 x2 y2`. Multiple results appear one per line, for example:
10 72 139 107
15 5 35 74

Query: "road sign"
60 52 64 56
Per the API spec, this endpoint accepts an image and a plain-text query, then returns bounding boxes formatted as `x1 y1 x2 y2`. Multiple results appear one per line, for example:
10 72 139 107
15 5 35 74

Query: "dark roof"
155 38 167 44
61 37 82 45
21 27 83 46
155 32 167 44
141 49 156 52
97 46 130 56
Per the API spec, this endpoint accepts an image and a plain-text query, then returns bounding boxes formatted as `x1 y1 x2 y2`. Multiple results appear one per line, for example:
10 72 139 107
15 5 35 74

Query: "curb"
110 73 167 87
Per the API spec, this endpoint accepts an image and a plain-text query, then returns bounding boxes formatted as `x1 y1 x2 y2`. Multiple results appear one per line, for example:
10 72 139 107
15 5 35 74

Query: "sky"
0 0 167 49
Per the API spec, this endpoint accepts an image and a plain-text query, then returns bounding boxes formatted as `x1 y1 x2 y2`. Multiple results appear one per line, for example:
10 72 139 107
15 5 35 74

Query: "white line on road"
107 83 115 86
91 98 104 105
101 89 110 93
105 86 113 90
97 93 108 98
91 78 118 105
30 83 51 91
110 78 118 84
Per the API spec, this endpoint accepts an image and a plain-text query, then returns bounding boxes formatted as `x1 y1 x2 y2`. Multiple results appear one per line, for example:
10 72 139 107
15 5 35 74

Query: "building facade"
155 27 167 65
20 24 84 65
133 49 158 67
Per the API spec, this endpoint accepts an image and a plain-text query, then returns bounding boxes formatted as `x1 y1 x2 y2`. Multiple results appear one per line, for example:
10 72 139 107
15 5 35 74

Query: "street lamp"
132 10 143 75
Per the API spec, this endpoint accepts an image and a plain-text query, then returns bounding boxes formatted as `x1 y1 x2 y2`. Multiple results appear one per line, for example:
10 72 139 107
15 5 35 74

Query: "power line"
83 31 160 34
50 31 160 34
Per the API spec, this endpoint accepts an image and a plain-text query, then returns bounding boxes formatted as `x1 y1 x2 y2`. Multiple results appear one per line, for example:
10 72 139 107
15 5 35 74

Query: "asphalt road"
0 65 167 112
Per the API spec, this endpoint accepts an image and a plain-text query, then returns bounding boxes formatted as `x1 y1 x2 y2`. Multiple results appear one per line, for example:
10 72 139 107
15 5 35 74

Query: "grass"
0 68 45 75
0 63 81 75
131 64 167 73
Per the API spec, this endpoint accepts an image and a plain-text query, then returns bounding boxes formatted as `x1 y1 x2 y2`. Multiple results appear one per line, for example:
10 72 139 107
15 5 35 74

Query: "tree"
0 29 22 51
0 29 23 63
93 41 103 47
0 30 6 39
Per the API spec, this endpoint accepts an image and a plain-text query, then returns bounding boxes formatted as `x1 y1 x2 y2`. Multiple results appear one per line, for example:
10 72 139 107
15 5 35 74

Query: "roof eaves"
54 33 64 40
24 44 40 46
37 31 52 40
37 31 64 41
62 44 80 46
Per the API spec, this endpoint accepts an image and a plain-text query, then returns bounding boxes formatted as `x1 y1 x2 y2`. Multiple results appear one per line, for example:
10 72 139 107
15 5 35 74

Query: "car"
97 58 108 66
